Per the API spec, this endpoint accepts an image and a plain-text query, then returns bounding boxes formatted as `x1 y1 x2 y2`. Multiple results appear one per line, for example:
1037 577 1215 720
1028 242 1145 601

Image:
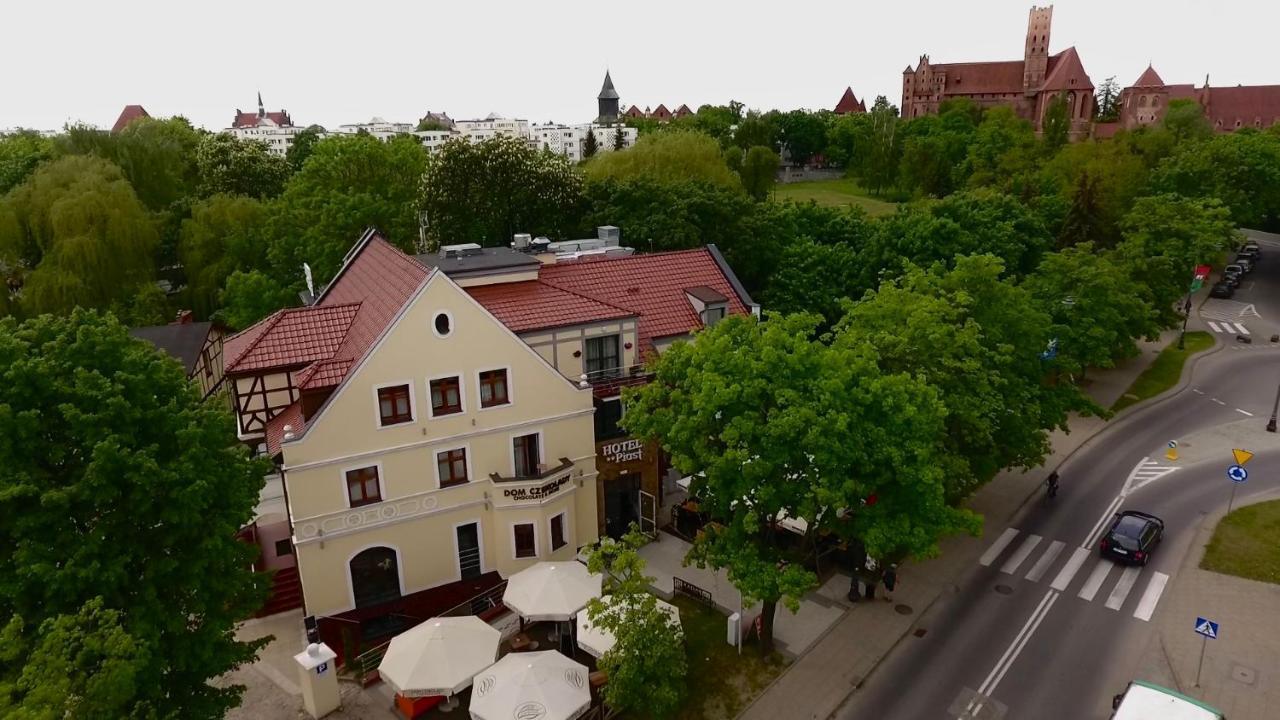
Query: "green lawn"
667 595 786 720
1201 499 1280 584
771 178 899 217
1111 331 1215 412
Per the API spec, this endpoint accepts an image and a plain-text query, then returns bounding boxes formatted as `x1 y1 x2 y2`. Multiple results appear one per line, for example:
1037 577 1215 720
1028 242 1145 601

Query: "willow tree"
0 155 158 316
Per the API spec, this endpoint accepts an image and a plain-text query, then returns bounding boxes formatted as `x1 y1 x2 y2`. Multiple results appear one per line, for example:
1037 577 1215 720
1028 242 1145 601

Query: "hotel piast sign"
601 438 644 464
502 476 569 502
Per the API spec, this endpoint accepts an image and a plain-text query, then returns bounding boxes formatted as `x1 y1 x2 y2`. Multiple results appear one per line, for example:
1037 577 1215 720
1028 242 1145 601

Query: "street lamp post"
1267 378 1280 432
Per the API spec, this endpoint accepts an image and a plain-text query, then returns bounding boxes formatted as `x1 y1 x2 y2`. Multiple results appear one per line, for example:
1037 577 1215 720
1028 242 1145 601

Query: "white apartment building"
333 117 416 141
453 115 532 142
226 94 302 157
531 123 637 163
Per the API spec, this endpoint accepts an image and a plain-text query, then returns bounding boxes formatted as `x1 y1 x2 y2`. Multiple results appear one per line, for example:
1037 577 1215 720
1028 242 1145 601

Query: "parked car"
1222 269 1242 288
1239 242 1261 259
1100 510 1164 565
1210 281 1235 298
1234 255 1254 273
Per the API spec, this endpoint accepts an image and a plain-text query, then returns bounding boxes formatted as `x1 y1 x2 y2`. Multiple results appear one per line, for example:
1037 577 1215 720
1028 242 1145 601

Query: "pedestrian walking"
882 564 898 603
862 557 879 600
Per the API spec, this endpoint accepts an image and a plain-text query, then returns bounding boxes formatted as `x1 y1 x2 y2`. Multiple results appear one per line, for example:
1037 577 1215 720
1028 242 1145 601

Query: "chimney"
513 233 532 250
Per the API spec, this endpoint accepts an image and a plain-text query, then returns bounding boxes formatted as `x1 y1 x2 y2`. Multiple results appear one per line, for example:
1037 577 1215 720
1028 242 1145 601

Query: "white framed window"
549 511 568 552
427 372 466 418
510 429 544 478
435 445 470 488
512 522 538 559
341 461 385 508
372 380 416 429
478 366 512 409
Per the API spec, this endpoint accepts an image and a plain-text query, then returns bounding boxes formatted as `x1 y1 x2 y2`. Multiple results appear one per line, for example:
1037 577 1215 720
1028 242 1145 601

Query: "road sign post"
1226 464 1248 514
1166 440 1178 462
1194 617 1219 687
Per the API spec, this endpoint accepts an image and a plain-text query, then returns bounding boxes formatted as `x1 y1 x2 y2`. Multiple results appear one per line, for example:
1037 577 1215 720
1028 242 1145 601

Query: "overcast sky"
4 0 1277 132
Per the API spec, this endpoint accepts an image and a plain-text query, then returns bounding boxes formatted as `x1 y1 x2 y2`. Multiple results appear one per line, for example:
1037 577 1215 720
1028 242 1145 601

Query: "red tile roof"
1202 85 1280 129
224 234 429 384
1133 65 1165 88
834 87 866 114
1041 48 1093 91
939 60 1026 95
265 401 305 455
535 248 751 349
465 281 635 333
232 111 293 128
111 105 150 134
225 303 361 373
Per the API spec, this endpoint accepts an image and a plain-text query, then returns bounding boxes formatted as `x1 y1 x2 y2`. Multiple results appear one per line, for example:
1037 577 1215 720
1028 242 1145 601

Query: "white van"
1111 680 1224 719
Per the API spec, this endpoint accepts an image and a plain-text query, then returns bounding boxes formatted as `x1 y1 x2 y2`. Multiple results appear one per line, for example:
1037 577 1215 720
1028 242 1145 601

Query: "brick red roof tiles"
466 281 635 333
1133 65 1165 88
225 303 361 373
111 105 150 134
265 401 305 456
1041 47 1093 91
939 61 1027 95
1203 85 1280 129
537 247 751 345
224 234 429 390
232 111 293 128
834 87 866 114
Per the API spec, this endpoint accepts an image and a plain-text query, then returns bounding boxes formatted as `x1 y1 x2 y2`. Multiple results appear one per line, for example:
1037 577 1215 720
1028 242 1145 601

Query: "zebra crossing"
1202 300 1259 335
1205 320 1250 335
978 528 1170 622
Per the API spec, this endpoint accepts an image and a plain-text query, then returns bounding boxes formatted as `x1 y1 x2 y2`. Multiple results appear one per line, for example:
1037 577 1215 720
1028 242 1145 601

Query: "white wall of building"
531 123 637 163
227 122 304 157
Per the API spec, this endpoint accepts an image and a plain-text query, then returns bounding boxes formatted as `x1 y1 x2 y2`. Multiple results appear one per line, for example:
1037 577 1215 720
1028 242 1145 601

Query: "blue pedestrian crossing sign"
1227 465 1248 483
1194 617 1219 639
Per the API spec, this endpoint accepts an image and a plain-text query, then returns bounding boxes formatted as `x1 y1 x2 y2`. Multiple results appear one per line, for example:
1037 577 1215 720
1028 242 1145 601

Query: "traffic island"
1201 499 1280 584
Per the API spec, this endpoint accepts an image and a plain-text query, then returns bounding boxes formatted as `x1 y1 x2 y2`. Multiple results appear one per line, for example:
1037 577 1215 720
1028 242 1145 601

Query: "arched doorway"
350 546 402 608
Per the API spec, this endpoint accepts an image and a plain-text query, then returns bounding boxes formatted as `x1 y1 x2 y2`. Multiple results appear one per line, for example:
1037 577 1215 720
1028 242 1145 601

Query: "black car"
1100 510 1164 565
1210 281 1235 298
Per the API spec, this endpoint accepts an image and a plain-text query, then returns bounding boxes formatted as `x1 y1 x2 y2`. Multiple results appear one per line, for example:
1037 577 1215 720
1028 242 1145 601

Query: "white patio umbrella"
502 562 602 622
576 594 682 658
378 616 500 706
469 650 590 720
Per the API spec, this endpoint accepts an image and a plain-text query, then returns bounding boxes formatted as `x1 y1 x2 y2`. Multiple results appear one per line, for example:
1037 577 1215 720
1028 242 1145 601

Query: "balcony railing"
489 457 575 483
578 363 651 388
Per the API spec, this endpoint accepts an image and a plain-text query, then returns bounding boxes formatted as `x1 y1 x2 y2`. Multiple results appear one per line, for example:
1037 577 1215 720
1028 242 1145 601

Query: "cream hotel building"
223 228 755 661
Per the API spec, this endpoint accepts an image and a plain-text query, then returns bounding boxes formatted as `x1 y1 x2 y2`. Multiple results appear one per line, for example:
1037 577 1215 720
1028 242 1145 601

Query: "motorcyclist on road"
1046 471 1060 498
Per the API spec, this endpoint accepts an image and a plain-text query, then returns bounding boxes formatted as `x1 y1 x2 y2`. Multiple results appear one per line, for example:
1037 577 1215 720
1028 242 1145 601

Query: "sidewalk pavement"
737 329 1191 720
1132 492 1280 720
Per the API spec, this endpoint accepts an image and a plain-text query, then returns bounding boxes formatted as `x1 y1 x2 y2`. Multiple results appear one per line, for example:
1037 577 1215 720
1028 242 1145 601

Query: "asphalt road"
839 238 1280 720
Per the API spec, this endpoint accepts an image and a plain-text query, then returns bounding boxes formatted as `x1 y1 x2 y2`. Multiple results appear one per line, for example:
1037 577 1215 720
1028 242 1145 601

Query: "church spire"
597 70 620 123
257 91 265 118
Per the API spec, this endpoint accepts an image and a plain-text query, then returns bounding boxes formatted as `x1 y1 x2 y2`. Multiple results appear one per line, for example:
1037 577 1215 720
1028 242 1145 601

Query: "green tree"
221 269 297 330
0 155 158 316
966 106 1037 190
862 97 902 195
1055 171 1106 249
612 124 626 151
421 135 583 250
898 102 979 197
1041 93 1071 153
179 195 269 318
824 112 872 170
1095 77 1121 122
1024 244 1156 377
734 111 780 151
836 255 1096 499
0 130 55 196
1161 99 1213 144
110 116 203 212
584 130 741 189
195 133 291 199
285 125 326 172
1 597 148 719
269 133 429 284
1038 137 1153 247
582 127 599 159
623 313 975 652
583 531 686 718
739 145 779 201
761 238 864 325
776 110 830 167
1152 130 1280 230
0 310 268 718
1115 194 1240 324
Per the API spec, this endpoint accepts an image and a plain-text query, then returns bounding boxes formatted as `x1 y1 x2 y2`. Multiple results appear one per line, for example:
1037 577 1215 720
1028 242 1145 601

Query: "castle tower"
1023 5 1053 94
597 71 620 123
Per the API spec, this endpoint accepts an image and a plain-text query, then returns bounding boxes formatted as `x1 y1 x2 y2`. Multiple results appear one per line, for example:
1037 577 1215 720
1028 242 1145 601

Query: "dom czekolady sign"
503 476 569 502
601 438 644 464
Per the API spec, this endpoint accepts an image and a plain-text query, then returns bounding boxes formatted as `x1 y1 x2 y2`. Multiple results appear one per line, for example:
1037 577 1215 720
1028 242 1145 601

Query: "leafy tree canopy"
195 133 291 200
584 130 743 190
1152 130 1280 230
179 194 269 319
0 310 268 718
0 130 55 196
739 145 779 201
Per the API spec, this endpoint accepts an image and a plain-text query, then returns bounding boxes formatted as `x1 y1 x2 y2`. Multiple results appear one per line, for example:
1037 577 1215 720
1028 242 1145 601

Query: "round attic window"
433 311 452 338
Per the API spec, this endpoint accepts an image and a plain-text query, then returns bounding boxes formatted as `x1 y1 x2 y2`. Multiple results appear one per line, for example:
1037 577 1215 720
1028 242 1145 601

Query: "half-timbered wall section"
195 331 226 400
232 370 300 437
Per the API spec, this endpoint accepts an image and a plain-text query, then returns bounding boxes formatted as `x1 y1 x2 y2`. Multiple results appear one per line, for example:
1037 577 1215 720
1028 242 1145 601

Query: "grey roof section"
129 322 212 374
415 247 543 278
598 71 619 100
705 243 760 315
685 285 727 303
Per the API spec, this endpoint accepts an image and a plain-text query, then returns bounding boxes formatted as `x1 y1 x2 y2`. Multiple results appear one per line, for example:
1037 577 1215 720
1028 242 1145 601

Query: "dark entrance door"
349 547 401 608
456 522 482 580
605 472 642 539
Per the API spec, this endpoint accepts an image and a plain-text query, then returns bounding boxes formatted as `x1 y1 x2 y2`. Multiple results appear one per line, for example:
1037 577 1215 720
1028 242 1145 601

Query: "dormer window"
685 286 729 328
